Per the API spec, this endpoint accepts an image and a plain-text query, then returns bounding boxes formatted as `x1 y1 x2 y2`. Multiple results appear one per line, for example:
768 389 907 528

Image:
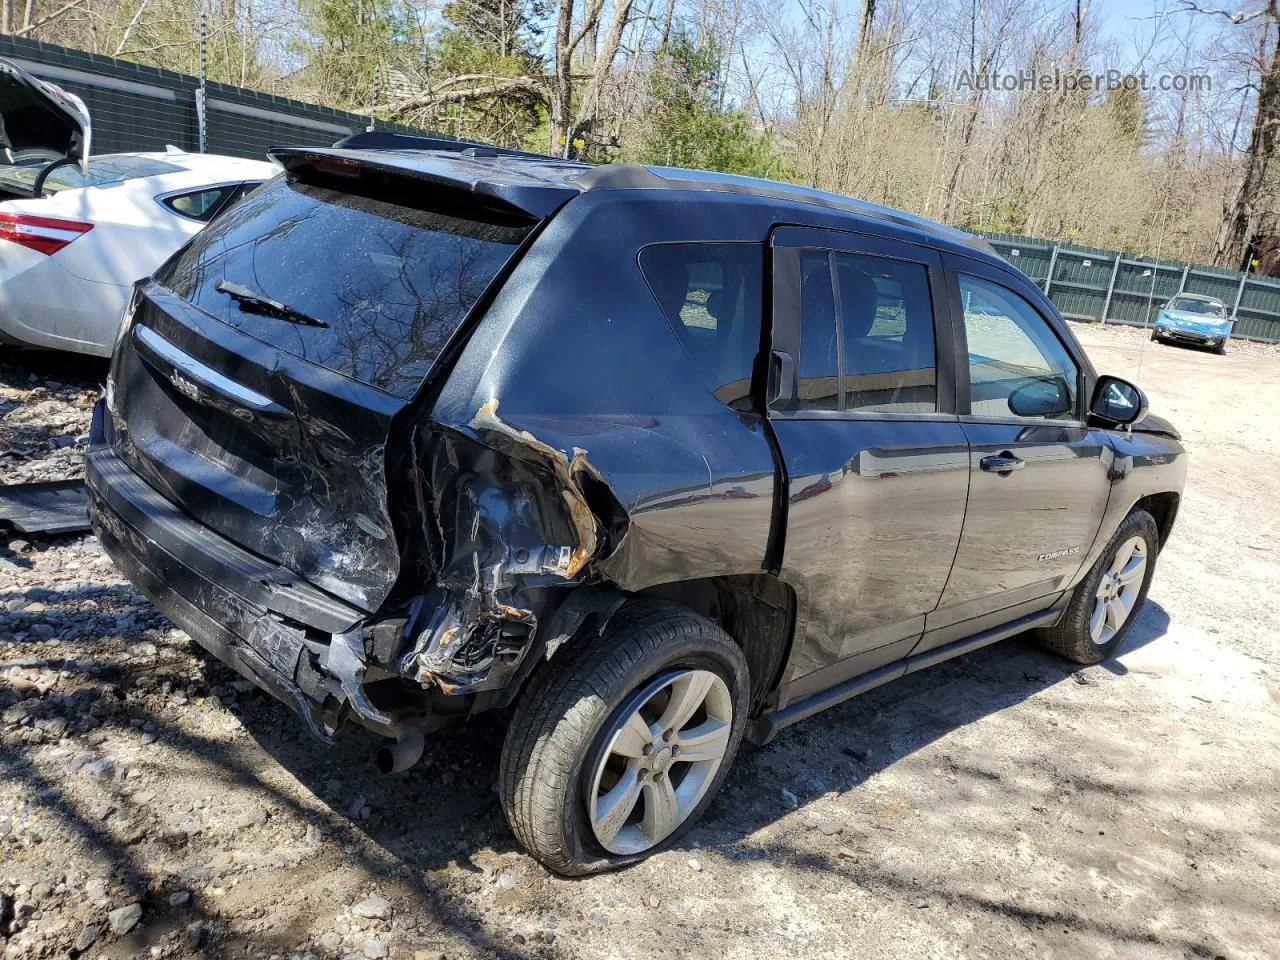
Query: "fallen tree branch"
376 72 595 115
377 76 550 114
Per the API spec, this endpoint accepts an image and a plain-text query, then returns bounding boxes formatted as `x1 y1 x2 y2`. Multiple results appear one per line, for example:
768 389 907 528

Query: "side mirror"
1008 376 1072 418
1090 375 1148 426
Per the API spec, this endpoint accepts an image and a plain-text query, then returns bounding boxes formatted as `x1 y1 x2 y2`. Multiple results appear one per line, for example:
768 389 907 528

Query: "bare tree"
1173 0 1280 268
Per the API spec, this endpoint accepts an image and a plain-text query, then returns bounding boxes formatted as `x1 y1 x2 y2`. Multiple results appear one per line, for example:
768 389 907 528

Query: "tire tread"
1037 509 1159 664
499 600 746 875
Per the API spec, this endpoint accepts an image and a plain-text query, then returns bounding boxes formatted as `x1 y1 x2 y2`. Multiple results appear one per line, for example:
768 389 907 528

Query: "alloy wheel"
586 669 733 855
1090 535 1148 646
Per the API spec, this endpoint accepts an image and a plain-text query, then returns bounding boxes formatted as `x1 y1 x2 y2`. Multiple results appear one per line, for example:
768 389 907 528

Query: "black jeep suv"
87 133 1186 874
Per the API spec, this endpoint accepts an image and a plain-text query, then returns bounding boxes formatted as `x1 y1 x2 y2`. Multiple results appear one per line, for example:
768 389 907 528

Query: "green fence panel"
1112 260 1184 304
984 236 1053 282
1183 267 1240 304
1239 275 1280 315
1050 287 1108 320
1052 249 1115 290
0 35 433 162
1234 312 1280 340
1108 290 1169 325
978 229 1280 341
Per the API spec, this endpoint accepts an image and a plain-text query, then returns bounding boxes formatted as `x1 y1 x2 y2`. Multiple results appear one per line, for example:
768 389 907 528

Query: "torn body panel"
391 399 622 697
376 191 788 704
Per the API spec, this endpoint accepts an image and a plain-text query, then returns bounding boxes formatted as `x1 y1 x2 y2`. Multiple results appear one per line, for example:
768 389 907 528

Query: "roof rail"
331 130 558 162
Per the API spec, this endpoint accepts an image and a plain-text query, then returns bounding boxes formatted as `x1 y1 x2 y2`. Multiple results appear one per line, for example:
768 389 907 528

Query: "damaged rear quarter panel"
393 192 784 693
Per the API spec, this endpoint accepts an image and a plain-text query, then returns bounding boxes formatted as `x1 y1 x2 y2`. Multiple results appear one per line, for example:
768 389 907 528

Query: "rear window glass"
639 242 763 408
0 154 183 194
156 175 531 399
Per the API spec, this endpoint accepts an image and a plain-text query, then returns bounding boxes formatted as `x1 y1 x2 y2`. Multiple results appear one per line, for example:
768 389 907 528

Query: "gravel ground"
1 325 1278 960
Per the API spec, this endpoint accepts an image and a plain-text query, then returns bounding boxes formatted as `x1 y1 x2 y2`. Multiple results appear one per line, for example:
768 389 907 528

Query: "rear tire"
1150 330 1160 342
499 600 749 875
1037 509 1159 665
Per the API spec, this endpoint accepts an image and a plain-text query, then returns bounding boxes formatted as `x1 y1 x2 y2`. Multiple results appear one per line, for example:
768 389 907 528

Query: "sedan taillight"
0 212 93 255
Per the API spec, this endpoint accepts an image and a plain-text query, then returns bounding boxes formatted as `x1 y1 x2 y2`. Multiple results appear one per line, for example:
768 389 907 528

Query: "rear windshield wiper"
215 279 329 329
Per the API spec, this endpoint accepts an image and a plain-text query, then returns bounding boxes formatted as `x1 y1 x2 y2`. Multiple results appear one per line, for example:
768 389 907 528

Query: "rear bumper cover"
86 400 364 739
0 254 127 356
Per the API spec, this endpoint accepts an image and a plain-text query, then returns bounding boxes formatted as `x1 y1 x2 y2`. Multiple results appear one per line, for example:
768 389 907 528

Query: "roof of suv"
277 132 997 257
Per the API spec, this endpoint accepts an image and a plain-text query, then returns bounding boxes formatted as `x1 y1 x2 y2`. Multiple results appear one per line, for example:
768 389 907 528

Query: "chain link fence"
979 232 1280 343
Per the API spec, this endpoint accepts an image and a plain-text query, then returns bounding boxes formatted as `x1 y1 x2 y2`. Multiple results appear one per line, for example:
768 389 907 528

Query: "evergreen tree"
635 34 774 177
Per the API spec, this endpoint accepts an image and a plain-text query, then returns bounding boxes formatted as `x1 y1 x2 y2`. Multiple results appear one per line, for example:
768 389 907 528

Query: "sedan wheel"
1089 536 1147 645
587 669 733 855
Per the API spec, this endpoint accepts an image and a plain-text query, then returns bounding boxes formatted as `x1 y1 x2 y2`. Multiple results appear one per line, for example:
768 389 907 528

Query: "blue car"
1151 293 1233 354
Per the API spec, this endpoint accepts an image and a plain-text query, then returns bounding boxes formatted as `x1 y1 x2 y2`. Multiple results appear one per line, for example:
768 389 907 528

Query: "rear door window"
156 176 532 399
639 242 763 408
796 251 840 411
794 250 939 413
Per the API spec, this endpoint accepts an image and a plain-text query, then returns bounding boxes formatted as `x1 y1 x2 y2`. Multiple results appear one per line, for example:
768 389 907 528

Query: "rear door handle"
980 453 1025 473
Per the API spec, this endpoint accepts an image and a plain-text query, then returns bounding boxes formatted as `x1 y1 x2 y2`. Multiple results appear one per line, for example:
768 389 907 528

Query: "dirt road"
1 324 1277 960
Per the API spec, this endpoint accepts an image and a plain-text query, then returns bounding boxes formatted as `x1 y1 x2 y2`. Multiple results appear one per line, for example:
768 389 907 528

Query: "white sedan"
0 58 278 356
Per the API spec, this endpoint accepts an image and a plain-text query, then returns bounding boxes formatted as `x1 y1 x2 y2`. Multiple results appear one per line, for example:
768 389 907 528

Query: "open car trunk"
0 57 91 182
102 160 543 613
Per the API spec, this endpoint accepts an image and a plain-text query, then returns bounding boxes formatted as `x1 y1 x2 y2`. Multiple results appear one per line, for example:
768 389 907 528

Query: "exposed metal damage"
388 398 627 702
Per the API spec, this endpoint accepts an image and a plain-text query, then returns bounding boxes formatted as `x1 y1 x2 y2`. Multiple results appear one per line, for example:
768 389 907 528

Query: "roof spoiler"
268 145 579 221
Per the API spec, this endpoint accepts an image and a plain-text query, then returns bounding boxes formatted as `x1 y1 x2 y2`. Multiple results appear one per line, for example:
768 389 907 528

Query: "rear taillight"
0 212 93 255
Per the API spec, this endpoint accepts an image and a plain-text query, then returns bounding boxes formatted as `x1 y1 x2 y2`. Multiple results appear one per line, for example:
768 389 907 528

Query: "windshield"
0 154 182 194
155 175 532 399
1169 297 1226 318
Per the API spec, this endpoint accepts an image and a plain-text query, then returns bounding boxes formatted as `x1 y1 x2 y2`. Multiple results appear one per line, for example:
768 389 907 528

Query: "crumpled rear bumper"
85 399 365 740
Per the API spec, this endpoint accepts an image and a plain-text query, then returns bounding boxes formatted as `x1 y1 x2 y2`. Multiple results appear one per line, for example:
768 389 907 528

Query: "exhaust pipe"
375 726 425 774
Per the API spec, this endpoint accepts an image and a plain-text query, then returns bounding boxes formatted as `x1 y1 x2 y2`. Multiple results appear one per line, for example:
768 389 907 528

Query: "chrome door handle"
980 453 1025 473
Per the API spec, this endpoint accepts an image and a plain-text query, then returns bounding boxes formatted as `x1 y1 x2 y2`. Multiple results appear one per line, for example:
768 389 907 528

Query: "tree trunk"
853 0 877 97
1216 15 1280 270
584 18 598 71
2 0 12 34
552 0 575 153
578 0 636 131
660 0 675 45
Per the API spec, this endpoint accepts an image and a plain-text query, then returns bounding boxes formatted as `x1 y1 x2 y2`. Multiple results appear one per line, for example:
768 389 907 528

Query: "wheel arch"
495 575 797 718
1133 491 1180 548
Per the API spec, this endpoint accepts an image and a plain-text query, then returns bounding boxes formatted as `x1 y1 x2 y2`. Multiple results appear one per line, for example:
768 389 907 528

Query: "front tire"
1215 339 1228 355
1037 509 1159 664
499 601 749 875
